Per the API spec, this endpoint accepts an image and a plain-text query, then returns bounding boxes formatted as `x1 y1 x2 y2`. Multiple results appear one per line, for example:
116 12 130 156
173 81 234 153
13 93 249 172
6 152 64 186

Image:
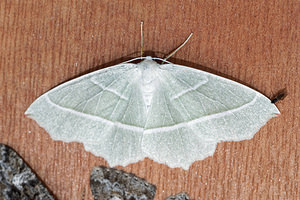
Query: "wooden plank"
0 0 299 199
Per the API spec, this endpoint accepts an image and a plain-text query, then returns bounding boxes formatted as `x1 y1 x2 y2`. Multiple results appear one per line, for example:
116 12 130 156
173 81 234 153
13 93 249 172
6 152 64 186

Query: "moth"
25 23 279 169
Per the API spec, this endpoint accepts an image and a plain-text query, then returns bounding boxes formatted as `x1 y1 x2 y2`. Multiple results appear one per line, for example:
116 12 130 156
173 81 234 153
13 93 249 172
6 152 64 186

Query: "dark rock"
0 144 54 200
90 166 156 200
165 193 192 200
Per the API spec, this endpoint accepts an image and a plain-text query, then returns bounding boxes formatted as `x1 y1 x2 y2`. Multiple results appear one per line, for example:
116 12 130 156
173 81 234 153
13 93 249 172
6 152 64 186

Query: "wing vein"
163 91 188 161
144 94 258 134
167 72 232 111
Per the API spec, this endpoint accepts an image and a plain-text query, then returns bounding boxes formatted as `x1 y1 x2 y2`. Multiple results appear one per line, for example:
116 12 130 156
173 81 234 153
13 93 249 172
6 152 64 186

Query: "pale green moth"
25 24 279 170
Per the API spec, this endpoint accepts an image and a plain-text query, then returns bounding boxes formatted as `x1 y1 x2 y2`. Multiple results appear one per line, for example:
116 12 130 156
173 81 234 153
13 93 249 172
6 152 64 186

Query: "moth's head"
137 56 161 69
137 56 160 84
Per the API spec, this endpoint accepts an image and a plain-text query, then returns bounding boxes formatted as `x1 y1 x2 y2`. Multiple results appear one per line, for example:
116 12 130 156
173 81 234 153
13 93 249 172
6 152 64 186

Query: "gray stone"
90 166 156 200
165 193 192 200
0 144 54 200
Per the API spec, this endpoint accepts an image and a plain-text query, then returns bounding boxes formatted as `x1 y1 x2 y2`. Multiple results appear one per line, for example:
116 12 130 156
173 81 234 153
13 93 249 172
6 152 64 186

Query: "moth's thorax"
137 57 159 82
137 57 160 110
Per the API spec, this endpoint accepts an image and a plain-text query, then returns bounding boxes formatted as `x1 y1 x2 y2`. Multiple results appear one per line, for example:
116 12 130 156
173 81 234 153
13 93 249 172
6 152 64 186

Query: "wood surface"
0 0 299 199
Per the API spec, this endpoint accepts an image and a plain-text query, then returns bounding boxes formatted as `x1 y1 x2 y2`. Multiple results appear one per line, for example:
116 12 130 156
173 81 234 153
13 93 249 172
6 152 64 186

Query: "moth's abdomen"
141 80 157 110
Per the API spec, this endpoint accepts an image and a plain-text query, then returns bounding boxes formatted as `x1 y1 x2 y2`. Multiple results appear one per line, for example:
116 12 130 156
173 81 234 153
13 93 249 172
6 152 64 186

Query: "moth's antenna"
271 89 287 104
140 21 144 57
164 33 193 61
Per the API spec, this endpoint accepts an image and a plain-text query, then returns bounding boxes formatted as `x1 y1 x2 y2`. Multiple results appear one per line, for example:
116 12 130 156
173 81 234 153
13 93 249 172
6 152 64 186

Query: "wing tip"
24 108 31 116
271 103 281 116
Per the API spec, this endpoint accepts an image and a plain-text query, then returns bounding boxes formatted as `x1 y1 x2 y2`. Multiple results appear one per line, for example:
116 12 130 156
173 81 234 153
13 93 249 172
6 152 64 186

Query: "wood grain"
0 0 299 199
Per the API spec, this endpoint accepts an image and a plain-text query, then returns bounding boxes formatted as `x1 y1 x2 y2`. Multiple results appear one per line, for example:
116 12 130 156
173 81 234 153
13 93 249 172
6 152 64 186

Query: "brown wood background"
0 0 299 199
